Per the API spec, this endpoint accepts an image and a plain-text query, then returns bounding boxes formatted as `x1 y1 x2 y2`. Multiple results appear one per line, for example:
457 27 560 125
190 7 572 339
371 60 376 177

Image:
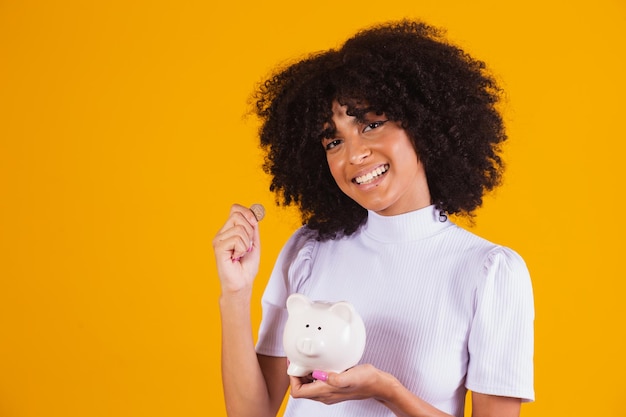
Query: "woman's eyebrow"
350 106 384 122
320 125 336 138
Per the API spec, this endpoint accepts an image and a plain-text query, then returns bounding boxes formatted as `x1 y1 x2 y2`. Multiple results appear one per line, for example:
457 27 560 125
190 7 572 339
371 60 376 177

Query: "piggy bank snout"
296 336 323 357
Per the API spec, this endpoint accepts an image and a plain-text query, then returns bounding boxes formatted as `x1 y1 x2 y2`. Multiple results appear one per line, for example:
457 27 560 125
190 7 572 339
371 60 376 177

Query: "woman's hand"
289 364 454 417
289 364 391 405
212 204 262 295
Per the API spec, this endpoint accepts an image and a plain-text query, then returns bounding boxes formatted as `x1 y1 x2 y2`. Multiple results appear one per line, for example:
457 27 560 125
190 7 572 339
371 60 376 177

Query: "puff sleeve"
466 246 535 401
255 227 318 357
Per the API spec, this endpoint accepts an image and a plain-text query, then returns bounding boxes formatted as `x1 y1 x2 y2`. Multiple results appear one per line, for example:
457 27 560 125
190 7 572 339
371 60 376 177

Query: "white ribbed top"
257 205 534 417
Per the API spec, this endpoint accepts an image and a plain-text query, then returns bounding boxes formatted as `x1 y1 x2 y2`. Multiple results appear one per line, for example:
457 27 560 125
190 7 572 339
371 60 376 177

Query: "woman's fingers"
212 204 263 293
214 205 259 259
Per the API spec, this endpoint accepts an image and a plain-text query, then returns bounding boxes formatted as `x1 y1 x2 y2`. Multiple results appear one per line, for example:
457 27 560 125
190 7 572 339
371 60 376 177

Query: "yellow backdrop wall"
1 1 624 416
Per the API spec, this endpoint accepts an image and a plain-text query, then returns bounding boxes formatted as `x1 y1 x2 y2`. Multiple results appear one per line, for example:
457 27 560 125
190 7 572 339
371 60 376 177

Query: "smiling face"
321 101 431 216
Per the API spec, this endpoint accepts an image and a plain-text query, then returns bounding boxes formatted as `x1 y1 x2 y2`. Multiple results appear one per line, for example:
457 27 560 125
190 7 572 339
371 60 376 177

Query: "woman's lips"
354 164 390 185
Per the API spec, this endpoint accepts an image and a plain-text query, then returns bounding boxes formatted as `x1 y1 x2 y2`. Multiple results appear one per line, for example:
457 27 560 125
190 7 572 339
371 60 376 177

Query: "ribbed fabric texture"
256 205 534 417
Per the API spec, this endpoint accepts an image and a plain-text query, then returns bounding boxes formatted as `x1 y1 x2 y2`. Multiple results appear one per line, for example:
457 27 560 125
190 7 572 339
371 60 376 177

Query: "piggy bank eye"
305 324 309 328
317 326 322 331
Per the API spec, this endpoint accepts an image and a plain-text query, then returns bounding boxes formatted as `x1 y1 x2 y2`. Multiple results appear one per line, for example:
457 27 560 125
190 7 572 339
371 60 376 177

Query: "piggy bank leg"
287 363 311 377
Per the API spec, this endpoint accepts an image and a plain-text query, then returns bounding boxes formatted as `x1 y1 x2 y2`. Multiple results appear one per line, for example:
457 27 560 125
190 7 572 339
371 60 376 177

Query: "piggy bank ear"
286 293 312 314
329 301 356 323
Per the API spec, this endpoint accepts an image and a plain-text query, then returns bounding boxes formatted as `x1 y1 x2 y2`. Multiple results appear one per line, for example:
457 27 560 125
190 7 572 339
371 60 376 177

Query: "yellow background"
1 1 624 416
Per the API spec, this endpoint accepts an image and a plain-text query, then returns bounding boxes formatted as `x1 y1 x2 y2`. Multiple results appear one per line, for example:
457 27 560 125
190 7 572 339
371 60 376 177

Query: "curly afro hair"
253 20 507 240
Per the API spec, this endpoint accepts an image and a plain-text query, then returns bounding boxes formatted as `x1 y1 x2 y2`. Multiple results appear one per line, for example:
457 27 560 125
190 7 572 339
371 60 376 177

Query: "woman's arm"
471 392 521 417
220 294 289 417
259 355 291 412
214 204 289 417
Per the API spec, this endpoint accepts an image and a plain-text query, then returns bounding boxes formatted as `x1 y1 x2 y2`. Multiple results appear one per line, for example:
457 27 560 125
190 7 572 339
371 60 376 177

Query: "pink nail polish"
312 370 328 381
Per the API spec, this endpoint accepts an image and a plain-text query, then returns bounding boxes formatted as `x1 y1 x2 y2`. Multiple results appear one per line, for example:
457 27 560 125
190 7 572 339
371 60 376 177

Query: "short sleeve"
466 246 535 402
255 227 318 357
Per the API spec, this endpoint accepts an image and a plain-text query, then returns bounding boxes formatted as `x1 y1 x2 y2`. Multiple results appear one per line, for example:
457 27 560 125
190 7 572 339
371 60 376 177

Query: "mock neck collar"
361 205 452 243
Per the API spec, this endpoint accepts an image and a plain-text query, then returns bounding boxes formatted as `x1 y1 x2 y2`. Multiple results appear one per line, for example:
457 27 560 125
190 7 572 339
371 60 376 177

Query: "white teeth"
355 165 389 184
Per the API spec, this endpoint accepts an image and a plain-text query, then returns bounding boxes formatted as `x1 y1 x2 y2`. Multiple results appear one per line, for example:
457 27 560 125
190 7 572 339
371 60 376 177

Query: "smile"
354 164 389 185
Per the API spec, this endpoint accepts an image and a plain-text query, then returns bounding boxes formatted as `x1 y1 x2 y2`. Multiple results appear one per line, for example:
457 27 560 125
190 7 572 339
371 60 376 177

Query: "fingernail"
312 370 328 381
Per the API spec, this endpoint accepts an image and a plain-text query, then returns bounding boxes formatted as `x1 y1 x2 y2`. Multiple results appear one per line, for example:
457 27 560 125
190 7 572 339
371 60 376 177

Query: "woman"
213 20 534 417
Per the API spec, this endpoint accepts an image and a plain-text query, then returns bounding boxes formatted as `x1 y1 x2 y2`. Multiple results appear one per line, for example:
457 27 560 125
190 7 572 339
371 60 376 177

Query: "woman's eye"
324 139 342 151
363 120 388 133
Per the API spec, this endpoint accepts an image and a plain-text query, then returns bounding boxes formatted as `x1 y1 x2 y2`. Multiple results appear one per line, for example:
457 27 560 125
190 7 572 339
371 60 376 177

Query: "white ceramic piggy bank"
283 293 366 377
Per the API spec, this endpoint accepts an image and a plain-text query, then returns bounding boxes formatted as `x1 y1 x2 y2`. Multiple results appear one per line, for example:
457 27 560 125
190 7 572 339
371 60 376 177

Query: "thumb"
311 370 329 382
312 370 343 386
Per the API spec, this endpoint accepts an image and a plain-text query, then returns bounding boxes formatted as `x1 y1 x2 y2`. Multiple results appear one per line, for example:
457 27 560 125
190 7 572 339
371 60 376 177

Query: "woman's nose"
346 136 371 164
